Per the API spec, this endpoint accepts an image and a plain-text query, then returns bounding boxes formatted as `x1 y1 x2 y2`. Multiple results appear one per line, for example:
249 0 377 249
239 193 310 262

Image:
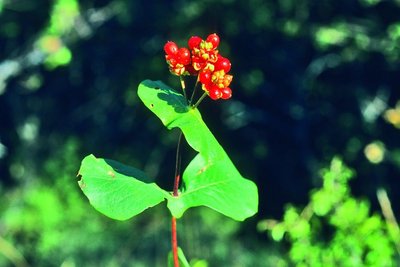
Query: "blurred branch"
377 188 400 255
0 235 29 267
257 219 278 232
0 1 120 94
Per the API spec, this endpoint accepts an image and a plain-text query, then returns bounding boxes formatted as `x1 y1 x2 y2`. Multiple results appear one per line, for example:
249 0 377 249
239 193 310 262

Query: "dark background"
1 0 399 266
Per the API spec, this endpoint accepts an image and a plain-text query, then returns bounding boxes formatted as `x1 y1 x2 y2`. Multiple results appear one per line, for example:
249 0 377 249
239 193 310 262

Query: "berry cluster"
164 33 233 100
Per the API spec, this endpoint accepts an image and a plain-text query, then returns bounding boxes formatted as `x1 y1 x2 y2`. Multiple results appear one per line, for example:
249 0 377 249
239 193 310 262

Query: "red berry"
188 36 202 49
221 87 232 99
165 54 173 61
199 70 212 85
192 56 206 71
206 33 220 49
208 86 222 100
168 57 177 66
164 41 178 55
177 47 191 65
215 56 231 73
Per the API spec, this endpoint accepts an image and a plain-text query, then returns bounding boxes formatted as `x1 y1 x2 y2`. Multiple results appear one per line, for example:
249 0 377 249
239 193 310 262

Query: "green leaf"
78 154 168 220
168 247 191 267
191 259 209 267
138 80 258 221
311 190 334 216
78 80 258 222
271 223 286 241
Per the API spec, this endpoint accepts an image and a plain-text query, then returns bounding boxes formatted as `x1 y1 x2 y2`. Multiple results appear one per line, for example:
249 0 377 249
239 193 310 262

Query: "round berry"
192 56 206 71
199 70 212 85
164 41 178 55
221 87 232 99
215 56 231 73
208 86 222 100
206 33 220 49
188 36 202 49
168 57 177 66
177 47 191 65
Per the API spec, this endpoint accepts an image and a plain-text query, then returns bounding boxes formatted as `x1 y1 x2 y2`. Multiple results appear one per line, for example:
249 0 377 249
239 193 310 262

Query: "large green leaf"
78 80 258 222
78 155 168 220
138 80 258 221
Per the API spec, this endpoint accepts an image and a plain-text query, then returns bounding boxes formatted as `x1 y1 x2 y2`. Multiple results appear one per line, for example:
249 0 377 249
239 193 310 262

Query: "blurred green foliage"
37 0 79 68
1 139 174 266
261 158 399 267
0 138 275 266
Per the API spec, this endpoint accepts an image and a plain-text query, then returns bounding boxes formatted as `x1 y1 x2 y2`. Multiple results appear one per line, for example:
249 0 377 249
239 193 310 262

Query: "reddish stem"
171 216 179 267
173 174 180 197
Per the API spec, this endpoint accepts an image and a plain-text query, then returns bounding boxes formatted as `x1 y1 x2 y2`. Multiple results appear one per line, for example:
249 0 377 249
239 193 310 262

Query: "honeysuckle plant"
77 33 259 266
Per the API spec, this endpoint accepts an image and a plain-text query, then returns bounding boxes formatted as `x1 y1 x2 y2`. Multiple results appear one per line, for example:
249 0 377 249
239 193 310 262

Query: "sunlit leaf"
271 223 286 241
138 80 258 221
78 155 168 220
78 80 258 222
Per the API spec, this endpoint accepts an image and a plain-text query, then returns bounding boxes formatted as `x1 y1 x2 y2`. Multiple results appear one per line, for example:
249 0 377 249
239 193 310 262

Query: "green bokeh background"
0 0 399 266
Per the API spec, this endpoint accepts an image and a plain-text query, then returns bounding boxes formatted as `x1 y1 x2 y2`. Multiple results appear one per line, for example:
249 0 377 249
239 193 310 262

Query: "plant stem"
189 76 200 105
171 216 179 267
192 92 207 109
173 131 183 196
377 188 400 255
0 235 29 267
171 130 183 267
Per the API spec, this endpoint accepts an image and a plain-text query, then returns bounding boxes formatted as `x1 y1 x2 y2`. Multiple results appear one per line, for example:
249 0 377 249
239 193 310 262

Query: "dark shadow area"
141 79 189 113
104 158 153 183
157 90 189 114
